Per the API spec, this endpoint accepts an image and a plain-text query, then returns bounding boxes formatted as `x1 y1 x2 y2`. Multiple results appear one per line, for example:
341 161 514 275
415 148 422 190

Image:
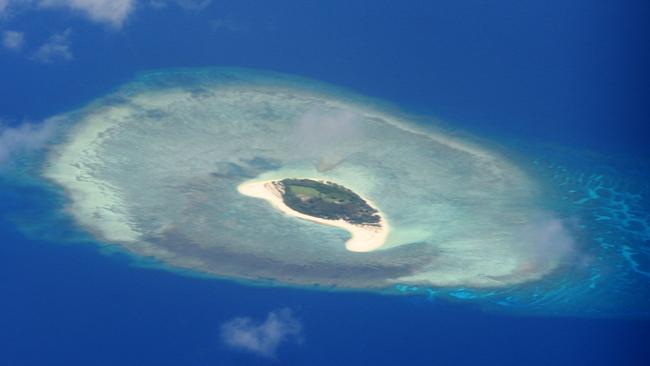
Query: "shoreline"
237 179 389 252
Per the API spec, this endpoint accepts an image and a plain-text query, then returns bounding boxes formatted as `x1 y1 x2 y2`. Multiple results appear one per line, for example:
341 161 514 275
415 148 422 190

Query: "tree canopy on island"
279 179 381 225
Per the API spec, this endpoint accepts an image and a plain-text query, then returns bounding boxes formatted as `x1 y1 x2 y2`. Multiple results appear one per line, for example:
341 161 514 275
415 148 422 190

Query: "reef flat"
43 67 575 289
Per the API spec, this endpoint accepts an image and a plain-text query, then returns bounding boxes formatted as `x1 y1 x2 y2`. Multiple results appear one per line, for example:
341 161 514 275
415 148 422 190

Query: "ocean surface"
1 1 649 365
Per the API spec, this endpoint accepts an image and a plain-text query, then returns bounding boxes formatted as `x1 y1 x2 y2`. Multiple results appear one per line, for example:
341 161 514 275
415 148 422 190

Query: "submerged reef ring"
44 68 574 289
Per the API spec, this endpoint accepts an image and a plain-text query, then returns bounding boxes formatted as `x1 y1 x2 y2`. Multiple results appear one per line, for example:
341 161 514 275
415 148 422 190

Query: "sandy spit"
237 179 389 252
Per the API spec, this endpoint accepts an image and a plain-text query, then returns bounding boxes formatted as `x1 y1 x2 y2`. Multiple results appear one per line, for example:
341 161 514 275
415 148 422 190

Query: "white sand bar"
237 179 389 252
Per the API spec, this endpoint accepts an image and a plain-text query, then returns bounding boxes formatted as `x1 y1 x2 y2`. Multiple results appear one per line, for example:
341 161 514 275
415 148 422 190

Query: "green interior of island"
279 179 381 225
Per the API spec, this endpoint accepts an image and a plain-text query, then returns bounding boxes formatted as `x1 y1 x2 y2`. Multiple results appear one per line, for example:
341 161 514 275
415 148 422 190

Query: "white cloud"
2 30 24 50
1 0 212 28
292 108 364 171
0 0 23 18
509 216 577 279
211 17 248 33
220 308 302 358
0 1 135 28
32 29 72 63
170 0 211 11
38 0 135 28
148 0 211 11
0 119 58 164
147 0 167 9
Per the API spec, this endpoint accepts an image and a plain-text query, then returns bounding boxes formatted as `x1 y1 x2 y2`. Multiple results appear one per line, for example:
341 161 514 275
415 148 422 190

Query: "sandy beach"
237 179 389 252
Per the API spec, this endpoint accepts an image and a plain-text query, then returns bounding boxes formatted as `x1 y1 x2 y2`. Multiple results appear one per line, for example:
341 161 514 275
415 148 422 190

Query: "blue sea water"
1 1 649 365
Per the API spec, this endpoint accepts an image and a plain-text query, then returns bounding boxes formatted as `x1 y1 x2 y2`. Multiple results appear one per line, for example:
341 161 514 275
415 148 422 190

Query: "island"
237 178 389 252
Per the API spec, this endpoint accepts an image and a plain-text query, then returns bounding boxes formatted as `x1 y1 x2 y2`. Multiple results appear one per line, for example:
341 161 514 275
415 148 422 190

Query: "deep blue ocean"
1 1 649 365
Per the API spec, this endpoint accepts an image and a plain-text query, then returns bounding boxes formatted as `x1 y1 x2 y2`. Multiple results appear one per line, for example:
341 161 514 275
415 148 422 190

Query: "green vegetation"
279 179 381 225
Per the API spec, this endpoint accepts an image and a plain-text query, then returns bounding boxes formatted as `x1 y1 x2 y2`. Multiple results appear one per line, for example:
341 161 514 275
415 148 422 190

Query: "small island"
237 178 389 252
280 179 381 226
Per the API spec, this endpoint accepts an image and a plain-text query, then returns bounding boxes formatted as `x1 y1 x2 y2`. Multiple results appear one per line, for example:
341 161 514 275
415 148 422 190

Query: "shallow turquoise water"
6 68 649 317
